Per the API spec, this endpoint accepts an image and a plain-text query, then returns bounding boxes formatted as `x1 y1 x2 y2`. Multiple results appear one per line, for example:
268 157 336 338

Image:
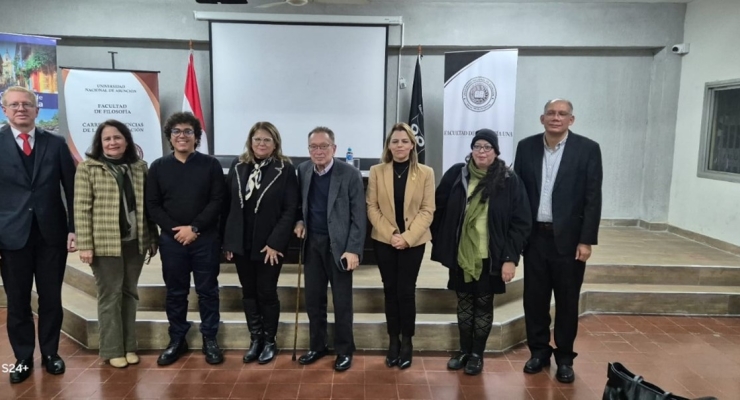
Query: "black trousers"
0 219 66 360
233 253 282 338
374 241 425 337
523 227 586 366
159 232 221 341
303 232 355 355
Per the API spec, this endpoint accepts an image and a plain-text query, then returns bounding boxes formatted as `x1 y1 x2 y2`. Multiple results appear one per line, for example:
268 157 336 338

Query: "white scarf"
244 158 272 202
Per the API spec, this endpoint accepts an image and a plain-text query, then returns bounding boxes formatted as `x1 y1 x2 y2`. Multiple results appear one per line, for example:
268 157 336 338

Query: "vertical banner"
0 33 58 132
183 52 209 154
62 68 162 165
442 49 518 171
408 54 425 164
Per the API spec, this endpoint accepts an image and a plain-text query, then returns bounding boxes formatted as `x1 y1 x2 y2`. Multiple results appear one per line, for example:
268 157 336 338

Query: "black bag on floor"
603 362 718 400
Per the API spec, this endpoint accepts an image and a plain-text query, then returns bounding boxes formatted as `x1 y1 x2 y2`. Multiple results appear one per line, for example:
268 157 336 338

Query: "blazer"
296 160 366 270
222 157 300 260
430 163 531 293
0 125 75 250
513 131 603 255
366 162 435 247
74 158 159 257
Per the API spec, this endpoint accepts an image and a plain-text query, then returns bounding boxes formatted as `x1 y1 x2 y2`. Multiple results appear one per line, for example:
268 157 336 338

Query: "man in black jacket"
514 99 603 383
0 86 76 383
146 112 225 366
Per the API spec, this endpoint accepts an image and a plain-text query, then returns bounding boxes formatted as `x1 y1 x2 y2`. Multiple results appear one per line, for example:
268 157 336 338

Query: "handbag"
603 362 718 400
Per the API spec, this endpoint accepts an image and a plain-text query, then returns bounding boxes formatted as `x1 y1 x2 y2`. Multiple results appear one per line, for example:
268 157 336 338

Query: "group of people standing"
0 86 601 386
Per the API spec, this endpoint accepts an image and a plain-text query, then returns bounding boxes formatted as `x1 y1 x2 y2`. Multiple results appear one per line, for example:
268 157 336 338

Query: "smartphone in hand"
340 257 349 271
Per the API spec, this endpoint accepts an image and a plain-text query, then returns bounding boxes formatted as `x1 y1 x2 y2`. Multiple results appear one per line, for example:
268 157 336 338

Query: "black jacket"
222 157 299 260
430 162 531 290
513 132 602 255
0 126 76 250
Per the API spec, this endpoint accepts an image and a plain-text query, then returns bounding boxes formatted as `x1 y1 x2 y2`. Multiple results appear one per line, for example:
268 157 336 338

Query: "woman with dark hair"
222 121 299 364
431 129 531 375
74 119 159 368
366 122 435 369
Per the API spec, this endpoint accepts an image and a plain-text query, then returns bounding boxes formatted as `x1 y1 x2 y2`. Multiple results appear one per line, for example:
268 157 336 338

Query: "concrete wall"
668 0 740 246
0 0 686 220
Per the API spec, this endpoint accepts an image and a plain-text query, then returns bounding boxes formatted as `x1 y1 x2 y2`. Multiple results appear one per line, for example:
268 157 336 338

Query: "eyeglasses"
544 110 572 117
472 144 494 152
308 144 333 152
170 128 195 136
252 137 273 144
4 102 36 110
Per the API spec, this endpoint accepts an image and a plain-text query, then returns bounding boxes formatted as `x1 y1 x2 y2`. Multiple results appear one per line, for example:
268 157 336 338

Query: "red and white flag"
183 52 209 153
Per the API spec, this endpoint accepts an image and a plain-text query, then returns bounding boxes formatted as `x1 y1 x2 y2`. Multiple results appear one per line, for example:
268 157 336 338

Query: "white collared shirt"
314 158 335 176
11 126 36 151
537 133 568 223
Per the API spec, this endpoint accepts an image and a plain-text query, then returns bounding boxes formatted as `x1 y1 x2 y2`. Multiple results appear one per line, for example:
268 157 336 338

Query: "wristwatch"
191 226 200 234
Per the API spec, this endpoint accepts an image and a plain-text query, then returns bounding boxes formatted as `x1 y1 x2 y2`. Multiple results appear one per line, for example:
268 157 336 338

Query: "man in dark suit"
0 86 77 383
514 99 602 383
294 126 366 372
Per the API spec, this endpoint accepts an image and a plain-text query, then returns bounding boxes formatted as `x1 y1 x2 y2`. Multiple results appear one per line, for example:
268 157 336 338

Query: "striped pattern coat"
74 158 158 257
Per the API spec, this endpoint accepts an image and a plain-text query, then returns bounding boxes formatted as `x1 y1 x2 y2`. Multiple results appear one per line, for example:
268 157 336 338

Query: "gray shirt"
537 134 568 222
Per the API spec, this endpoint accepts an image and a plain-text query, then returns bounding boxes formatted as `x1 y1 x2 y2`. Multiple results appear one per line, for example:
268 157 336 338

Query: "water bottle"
346 147 353 164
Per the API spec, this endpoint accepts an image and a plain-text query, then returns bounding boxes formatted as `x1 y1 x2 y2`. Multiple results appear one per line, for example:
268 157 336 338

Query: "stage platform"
2 227 740 352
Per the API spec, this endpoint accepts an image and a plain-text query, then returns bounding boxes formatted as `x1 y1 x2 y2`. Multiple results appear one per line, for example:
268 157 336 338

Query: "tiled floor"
0 311 736 399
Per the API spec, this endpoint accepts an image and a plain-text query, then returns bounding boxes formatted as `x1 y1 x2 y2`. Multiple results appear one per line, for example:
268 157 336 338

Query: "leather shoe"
463 353 483 376
523 357 550 374
334 354 352 371
157 340 189 366
556 364 575 383
298 347 328 365
447 352 469 370
41 354 65 375
258 339 277 364
202 337 224 365
9 359 33 384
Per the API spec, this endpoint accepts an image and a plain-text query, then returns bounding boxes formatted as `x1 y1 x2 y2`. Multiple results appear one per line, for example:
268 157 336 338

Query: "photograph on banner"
0 33 59 133
442 49 518 171
62 68 162 165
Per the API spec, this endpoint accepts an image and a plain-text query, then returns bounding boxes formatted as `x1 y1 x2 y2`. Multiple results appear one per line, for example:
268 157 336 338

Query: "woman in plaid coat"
74 120 158 368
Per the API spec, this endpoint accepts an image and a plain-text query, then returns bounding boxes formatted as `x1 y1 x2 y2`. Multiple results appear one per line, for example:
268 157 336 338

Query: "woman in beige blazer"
366 122 435 369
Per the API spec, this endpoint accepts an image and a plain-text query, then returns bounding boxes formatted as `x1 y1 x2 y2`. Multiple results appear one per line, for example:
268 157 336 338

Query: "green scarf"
457 161 488 282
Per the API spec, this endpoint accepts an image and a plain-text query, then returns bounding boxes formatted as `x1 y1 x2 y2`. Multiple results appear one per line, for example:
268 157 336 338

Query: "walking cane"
291 238 305 361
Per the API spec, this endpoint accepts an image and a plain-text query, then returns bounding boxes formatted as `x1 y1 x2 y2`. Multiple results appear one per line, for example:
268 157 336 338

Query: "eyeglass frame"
3 102 37 110
308 144 335 152
472 144 495 153
170 128 195 137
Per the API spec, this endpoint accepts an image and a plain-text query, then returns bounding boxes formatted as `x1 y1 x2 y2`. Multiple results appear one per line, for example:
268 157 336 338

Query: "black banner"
408 56 425 164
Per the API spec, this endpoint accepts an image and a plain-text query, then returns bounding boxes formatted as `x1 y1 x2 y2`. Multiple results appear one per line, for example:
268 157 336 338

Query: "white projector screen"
211 22 387 159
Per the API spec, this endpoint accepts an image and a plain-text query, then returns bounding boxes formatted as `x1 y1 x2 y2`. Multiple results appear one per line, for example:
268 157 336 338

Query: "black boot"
242 299 263 363
386 334 400 367
258 302 280 364
464 353 484 375
398 336 413 369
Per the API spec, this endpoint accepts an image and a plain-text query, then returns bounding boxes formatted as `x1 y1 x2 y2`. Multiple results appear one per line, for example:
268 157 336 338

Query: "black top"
393 160 410 234
146 152 225 235
307 168 332 235
242 159 269 254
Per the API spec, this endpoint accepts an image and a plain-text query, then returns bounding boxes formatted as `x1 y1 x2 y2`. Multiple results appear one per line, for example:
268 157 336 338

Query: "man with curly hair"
146 112 226 366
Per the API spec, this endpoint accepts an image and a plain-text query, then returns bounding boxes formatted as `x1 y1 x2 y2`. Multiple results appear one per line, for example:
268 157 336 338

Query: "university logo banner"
442 49 518 170
62 68 162 165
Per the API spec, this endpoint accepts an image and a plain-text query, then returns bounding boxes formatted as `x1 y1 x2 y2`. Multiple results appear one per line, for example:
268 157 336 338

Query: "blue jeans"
159 232 221 341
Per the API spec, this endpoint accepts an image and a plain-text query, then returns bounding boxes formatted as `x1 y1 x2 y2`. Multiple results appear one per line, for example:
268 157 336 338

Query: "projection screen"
211 22 387 159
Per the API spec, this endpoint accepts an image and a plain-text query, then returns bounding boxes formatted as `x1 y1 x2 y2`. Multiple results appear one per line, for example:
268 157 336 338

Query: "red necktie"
19 133 32 156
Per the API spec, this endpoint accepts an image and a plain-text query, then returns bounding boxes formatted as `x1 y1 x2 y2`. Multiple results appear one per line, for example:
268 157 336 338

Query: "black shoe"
385 335 400 367
258 338 277 364
523 357 550 374
447 352 469 370
157 340 188 366
298 347 328 365
556 364 575 383
398 336 413 369
41 354 65 375
463 354 483 376
334 354 352 371
9 359 33 384
243 336 264 363
203 337 224 365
